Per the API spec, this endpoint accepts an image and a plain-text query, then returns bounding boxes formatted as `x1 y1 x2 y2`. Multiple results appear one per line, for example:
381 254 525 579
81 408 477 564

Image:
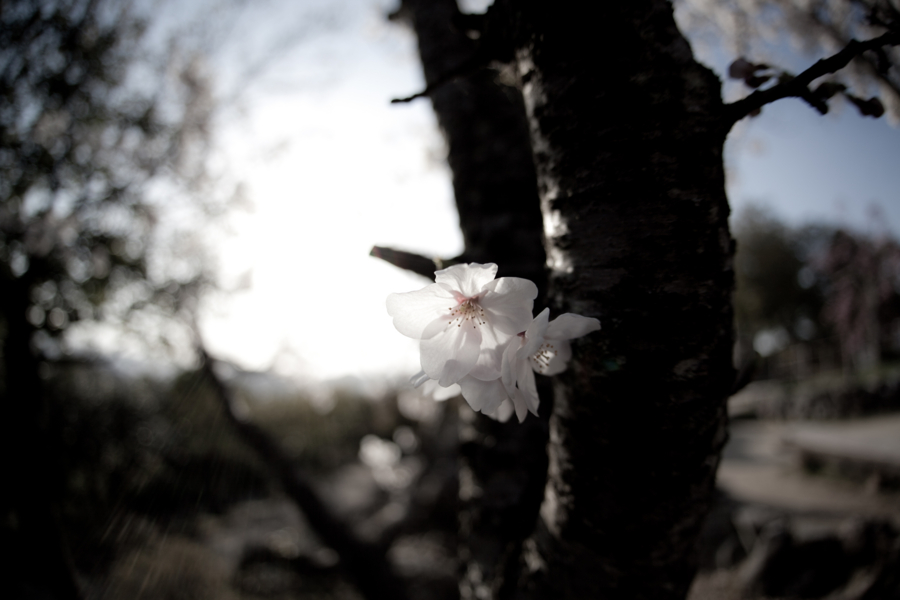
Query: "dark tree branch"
370 245 440 279
390 0 515 104
198 348 410 600
391 53 483 103
725 29 900 126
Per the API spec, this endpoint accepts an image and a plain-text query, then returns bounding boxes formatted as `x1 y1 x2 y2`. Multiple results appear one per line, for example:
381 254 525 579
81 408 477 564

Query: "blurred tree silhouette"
0 1 222 597
732 206 831 360
732 206 900 376
818 228 900 369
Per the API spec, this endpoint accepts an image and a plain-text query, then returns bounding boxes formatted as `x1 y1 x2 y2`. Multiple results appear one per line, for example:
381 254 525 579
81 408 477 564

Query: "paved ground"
717 415 900 521
689 414 900 600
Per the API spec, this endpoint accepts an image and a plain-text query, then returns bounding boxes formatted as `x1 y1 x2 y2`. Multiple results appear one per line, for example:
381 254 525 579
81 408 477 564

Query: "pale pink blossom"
500 308 600 422
387 263 537 387
437 307 599 422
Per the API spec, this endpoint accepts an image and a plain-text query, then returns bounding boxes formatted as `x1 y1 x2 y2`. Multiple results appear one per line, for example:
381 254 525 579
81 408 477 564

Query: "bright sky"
199 0 462 382
191 0 900 383
726 98 900 235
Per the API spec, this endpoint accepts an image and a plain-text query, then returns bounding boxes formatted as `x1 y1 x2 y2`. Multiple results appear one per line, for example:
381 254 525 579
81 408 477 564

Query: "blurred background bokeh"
2 0 900 599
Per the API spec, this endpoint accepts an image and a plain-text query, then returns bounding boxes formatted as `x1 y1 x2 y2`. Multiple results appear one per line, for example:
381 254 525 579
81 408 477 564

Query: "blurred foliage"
43 358 407 589
818 229 900 369
44 360 173 576
127 370 273 518
248 387 402 471
0 6 232 592
733 204 900 376
733 205 831 345
0 0 222 367
101 535 238 600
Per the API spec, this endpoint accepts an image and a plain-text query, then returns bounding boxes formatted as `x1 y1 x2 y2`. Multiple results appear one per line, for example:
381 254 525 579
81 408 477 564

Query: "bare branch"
198 348 410 600
390 54 481 104
370 245 440 279
724 29 900 127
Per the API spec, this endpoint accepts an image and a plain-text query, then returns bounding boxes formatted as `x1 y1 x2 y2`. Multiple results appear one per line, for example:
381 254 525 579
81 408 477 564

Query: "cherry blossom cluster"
386 263 600 422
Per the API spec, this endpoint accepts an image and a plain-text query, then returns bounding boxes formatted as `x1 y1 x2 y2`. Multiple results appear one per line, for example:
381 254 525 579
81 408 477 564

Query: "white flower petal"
480 277 538 335
545 313 601 340
491 399 515 422
510 390 529 423
521 308 550 357
459 376 508 413
500 339 519 398
541 339 572 375
432 383 461 401
421 325 482 386
387 284 456 339
481 383 509 414
418 377 461 401
517 357 540 416
421 315 452 339
468 326 511 380
435 263 498 297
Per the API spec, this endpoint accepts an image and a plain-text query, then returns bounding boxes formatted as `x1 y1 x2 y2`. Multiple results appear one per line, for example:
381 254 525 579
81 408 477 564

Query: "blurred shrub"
247 386 404 471
101 535 237 600
733 206 831 352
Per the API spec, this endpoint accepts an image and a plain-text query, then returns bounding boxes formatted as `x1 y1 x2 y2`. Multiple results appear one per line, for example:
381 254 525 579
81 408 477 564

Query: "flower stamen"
448 298 487 329
530 343 557 373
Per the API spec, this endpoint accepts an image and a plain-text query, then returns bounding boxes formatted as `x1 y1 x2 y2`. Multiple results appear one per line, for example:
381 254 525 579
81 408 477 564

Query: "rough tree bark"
395 0 545 284
507 2 734 599
392 0 735 598
393 1 553 598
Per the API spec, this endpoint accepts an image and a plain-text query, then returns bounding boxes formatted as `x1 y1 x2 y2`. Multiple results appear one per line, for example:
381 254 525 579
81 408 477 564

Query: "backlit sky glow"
203 0 900 382
199 1 463 382
81 0 900 383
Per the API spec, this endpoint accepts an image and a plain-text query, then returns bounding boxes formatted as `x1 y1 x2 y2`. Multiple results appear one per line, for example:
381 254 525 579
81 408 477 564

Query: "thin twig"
198 348 410 600
370 245 441 279
724 29 900 126
390 54 481 104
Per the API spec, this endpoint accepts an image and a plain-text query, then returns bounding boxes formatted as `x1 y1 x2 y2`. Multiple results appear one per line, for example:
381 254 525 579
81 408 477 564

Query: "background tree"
817 228 900 369
0 1 223 597
731 206 832 372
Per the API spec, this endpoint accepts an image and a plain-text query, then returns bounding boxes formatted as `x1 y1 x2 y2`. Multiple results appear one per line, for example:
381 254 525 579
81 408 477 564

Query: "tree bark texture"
398 0 545 285
507 2 735 599
397 2 551 598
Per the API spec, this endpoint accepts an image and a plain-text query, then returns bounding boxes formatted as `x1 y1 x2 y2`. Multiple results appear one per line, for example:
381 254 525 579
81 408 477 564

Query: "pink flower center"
447 296 486 329
530 343 557 373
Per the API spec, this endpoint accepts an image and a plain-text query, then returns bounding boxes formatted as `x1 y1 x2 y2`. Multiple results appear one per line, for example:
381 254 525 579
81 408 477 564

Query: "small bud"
813 82 846 100
845 94 885 118
728 58 756 80
744 74 771 89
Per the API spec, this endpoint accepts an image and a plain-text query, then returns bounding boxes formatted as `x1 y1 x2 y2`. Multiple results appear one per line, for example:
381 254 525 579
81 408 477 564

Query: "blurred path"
717 416 900 521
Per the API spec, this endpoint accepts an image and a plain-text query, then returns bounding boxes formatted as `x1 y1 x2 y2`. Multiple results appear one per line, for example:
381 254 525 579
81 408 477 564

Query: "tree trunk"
508 2 734 598
396 2 551 598
0 269 82 600
397 0 545 285
400 0 735 597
